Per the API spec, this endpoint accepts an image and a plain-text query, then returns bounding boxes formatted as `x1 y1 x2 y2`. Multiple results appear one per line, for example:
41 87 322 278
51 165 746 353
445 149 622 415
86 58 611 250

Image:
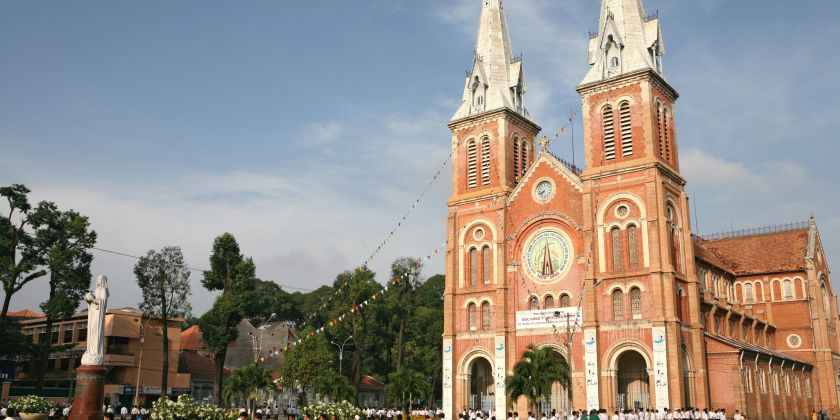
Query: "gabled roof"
180 325 205 351
698 229 809 276
6 309 44 319
359 375 385 390
507 150 583 205
178 350 230 381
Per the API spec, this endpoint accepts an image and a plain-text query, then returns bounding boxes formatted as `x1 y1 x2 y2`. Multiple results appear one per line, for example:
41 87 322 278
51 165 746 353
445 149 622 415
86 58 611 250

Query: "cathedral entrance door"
616 351 650 410
469 357 494 411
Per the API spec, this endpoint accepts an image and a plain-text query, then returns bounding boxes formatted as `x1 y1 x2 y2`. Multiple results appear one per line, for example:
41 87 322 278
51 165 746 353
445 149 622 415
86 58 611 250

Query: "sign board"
652 326 670 409
494 336 506 417
442 338 453 420
515 307 582 330
0 369 15 381
583 328 600 410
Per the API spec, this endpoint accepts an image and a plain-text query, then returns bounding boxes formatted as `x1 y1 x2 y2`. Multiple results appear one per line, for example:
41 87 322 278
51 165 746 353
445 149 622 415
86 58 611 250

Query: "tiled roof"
705 333 810 366
180 325 204 351
696 229 809 275
178 351 229 380
359 375 385 389
6 309 44 319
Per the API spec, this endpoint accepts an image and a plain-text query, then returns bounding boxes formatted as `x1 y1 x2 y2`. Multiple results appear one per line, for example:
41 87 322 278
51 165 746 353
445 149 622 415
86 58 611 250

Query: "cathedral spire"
451 0 530 122
580 0 665 86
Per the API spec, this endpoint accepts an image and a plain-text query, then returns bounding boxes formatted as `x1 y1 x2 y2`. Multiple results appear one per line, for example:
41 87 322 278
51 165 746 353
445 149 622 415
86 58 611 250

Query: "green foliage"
135 246 193 320
222 364 274 407
9 395 56 413
505 345 570 412
385 368 428 410
314 373 356 402
303 400 364 420
278 334 334 390
151 395 238 420
0 318 34 362
0 184 97 318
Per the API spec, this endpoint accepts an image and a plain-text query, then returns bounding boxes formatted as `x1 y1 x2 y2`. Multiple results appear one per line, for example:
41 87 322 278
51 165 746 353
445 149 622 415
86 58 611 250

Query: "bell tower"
442 1 540 418
577 0 708 410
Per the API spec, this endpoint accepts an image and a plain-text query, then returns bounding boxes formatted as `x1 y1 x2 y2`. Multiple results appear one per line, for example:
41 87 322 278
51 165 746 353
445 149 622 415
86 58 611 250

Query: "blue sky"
2 0 839 315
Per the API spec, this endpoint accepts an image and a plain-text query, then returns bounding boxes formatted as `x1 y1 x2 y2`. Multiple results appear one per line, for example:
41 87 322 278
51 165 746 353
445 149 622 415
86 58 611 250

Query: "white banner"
652 327 670 409
583 328 600 410
515 307 582 330
442 338 453 419
494 336 507 416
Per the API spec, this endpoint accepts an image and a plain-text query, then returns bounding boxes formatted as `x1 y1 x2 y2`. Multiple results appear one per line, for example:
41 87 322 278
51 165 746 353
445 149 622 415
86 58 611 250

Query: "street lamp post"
134 316 153 407
330 335 353 376
250 313 277 363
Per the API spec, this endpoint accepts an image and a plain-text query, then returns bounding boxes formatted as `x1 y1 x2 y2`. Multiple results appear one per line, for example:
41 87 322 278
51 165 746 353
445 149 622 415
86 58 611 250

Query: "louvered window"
544 295 555 309
559 294 571 308
744 283 755 303
619 101 633 156
520 141 528 178
482 246 491 284
612 289 624 321
782 279 794 300
467 140 478 188
481 302 491 331
630 287 642 319
611 227 623 270
468 303 477 331
628 224 639 269
513 139 520 183
469 248 478 286
480 138 491 186
663 108 671 161
657 102 665 158
603 106 616 160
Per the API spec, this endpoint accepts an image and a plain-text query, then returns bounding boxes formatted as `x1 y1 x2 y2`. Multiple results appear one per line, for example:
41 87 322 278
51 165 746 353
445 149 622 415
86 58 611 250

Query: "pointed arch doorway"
616 350 651 410
537 347 571 417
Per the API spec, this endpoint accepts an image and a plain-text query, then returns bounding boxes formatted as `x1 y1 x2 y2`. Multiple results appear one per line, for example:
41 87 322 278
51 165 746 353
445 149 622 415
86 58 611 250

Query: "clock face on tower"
535 180 553 201
522 230 572 282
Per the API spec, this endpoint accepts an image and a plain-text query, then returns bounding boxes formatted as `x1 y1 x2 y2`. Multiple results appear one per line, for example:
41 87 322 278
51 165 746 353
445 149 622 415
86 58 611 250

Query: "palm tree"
385 368 427 411
223 364 274 420
314 373 356 403
505 345 570 414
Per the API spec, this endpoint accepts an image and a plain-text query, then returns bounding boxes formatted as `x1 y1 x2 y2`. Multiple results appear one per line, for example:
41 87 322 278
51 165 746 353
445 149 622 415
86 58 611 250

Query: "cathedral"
441 1 840 419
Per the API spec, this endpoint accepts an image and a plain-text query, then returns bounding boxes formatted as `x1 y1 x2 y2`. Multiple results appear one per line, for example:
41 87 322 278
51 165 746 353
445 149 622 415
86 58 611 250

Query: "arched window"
628 224 639 269
482 246 491 285
696 267 707 291
611 57 619 67
821 284 830 316
611 227 623 270
782 279 794 300
544 295 555 309
602 106 616 160
663 108 671 161
520 141 529 179
469 248 478 286
559 294 571 308
467 140 478 188
468 303 477 331
612 289 625 321
529 296 539 311
675 287 685 321
656 101 665 158
481 301 491 331
619 101 633 156
630 287 642 319
480 138 491 186
513 138 520 183
744 283 755 303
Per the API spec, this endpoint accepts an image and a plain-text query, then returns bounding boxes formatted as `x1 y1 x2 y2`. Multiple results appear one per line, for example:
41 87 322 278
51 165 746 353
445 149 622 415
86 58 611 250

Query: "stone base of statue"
69 364 106 420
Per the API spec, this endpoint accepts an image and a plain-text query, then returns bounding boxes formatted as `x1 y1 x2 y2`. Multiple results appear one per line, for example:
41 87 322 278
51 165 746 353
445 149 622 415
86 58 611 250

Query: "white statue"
81 274 109 366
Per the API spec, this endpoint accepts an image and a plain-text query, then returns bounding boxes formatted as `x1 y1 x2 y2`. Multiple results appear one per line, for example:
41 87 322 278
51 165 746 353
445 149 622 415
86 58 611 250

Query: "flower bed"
9 395 56 414
303 400 364 420
150 395 238 420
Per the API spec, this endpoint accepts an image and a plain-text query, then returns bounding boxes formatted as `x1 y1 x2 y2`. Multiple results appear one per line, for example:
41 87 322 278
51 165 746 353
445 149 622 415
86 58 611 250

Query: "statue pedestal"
69 364 106 420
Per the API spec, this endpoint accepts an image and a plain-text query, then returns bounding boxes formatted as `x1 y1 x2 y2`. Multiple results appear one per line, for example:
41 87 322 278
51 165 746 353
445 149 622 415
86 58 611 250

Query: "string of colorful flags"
256 241 447 364
297 154 452 330
554 110 578 138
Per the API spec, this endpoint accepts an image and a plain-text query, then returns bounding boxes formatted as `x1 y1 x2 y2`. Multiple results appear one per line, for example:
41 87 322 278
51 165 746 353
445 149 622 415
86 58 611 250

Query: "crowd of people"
455 408 744 420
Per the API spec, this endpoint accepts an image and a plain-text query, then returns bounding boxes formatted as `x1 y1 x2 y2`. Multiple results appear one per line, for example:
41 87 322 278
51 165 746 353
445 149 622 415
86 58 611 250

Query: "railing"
645 10 659 22
510 53 523 64
697 221 809 241
588 30 599 40
550 152 584 176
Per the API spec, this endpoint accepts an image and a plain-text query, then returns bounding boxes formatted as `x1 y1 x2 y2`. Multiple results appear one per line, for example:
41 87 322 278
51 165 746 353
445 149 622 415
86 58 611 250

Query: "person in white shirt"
732 411 743 420
611 411 620 420
527 412 536 420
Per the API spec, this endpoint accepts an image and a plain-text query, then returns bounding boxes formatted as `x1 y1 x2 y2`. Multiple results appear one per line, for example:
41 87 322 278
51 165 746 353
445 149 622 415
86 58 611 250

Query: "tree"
278 334 334 406
31 203 96 390
385 368 427 411
1 185 97 318
134 246 192 397
313 373 356 403
505 345 570 414
384 258 423 372
199 233 258 405
223 364 274 420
